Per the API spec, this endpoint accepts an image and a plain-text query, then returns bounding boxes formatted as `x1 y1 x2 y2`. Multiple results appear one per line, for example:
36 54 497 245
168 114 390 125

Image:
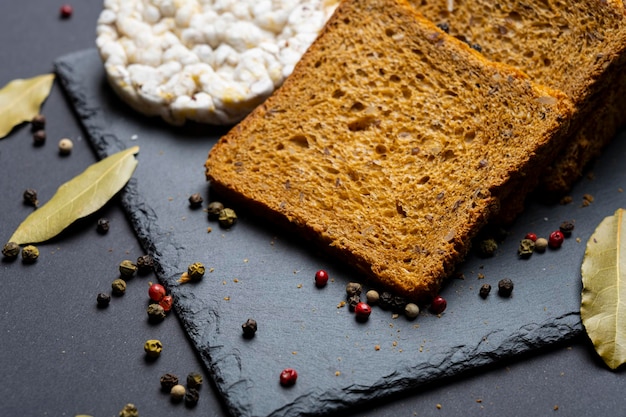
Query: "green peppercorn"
498 279 514 297
144 339 163 358
184 387 200 407
477 238 498 258
23 188 39 208
136 254 155 275
188 193 203 208
242 318 257 338
534 237 549 253
111 278 127 296
206 201 224 220
2 242 20 259
118 403 138 417
218 208 237 228
96 218 110 234
160 373 179 392
170 384 186 402
187 262 205 281
119 259 137 278
96 292 111 307
21 245 39 263
186 372 203 390
518 238 535 259
479 283 491 299
147 303 166 322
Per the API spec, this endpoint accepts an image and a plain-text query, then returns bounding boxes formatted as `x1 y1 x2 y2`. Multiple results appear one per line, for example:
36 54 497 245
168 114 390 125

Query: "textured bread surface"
412 0 626 193
205 0 573 301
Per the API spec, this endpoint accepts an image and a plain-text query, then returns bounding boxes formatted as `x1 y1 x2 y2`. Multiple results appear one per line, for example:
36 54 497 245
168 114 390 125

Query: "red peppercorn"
548 230 564 249
279 368 298 386
314 269 329 287
148 283 166 302
429 295 447 314
60 4 73 18
524 232 537 242
354 302 372 321
159 295 173 312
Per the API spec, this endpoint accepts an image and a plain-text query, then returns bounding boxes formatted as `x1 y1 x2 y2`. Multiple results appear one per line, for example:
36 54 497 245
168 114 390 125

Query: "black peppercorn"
32 129 46 146
207 201 224 220
242 318 257 338
388 295 409 313
2 242 20 259
184 387 200 407
559 220 575 237
96 292 111 307
479 284 491 299
347 294 361 311
436 22 450 33
23 188 39 208
378 291 394 310
186 372 203 390
136 254 155 275
31 114 46 131
188 193 203 208
96 218 110 234
498 279 514 297
160 373 179 392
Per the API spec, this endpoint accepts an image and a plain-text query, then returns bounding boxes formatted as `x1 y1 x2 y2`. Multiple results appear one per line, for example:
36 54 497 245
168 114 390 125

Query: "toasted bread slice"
205 0 573 301
413 0 626 193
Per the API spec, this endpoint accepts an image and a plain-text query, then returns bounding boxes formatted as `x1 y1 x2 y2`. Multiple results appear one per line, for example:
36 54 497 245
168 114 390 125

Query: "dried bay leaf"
8 146 140 245
580 208 626 370
0 73 55 139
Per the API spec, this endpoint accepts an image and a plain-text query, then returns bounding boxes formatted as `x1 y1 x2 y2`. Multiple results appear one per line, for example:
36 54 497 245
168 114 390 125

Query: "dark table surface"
1 2 624 417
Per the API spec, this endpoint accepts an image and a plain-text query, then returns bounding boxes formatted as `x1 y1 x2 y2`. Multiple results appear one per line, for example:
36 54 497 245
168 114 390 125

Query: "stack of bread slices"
206 0 626 302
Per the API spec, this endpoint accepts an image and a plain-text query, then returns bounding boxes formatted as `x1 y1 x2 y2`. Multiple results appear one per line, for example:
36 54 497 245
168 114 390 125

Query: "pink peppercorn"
429 295 447 314
548 230 565 249
279 368 298 386
314 269 329 287
354 302 372 321
60 4 73 18
524 232 537 242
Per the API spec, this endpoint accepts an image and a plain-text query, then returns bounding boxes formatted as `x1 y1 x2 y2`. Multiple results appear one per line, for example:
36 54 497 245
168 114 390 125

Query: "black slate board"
55 48 626 417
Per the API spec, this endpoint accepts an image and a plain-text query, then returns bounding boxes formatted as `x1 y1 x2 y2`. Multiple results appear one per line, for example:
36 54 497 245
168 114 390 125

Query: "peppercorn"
378 292 407 313
136 254 154 275
279 368 298 386
96 292 111 307
477 238 498 258
60 4 73 18
32 129 46 146
96 218 110 234
345 282 362 297
119 259 137 278
2 242 20 259
186 372 203 390
58 138 73 155
170 384 186 402
518 238 535 259
498 279 514 297
525 232 538 242
479 284 491 299
429 295 447 314
354 302 372 321
184 387 200 407
111 278 127 295
366 289 380 305
23 188 39 208
188 193 203 208
159 295 173 312
144 339 163 358
118 403 138 417
534 237 549 253
347 294 361 311
21 245 39 263
404 303 420 319
378 291 394 310
218 208 237 228
187 262 205 281
206 201 224 220
160 373 179 392
559 220 575 237
31 114 46 131
436 22 450 33
314 269 329 287
148 283 166 302
242 318 258 338
548 230 565 249
147 303 166 322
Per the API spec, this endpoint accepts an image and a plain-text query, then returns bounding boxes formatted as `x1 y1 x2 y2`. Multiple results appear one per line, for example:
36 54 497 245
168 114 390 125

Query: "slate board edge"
54 48 587 417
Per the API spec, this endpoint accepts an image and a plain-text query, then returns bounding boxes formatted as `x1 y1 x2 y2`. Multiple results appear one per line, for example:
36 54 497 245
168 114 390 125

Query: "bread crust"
206 0 573 301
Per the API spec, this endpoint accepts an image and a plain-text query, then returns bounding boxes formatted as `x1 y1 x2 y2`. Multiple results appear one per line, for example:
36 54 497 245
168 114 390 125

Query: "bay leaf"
580 208 626 370
8 146 140 245
0 73 55 139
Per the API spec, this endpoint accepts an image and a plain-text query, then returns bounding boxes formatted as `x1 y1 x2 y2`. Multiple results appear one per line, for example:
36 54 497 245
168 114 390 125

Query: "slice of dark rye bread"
412 0 626 194
205 0 573 302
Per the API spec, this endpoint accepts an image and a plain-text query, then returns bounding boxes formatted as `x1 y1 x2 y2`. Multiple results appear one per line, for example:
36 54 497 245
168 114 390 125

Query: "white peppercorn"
534 237 548 253
404 303 420 319
58 138 73 155
365 289 380 305
170 384 186 402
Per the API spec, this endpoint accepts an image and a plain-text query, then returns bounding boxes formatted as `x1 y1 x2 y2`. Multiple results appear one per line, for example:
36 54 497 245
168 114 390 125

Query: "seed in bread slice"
205 0 573 302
